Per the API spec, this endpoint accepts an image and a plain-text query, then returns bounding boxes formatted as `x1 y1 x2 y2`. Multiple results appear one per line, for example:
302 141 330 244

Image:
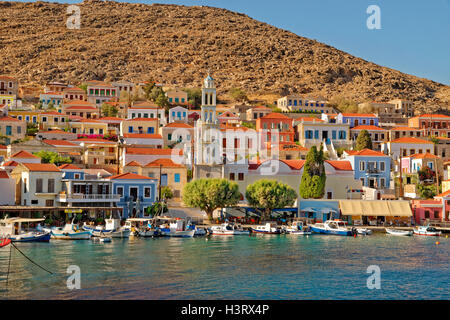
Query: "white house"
168 106 189 123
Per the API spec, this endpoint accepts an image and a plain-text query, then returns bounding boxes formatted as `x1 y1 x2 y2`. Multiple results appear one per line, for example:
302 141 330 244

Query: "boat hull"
250 228 281 234
310 226 353 236
161 229 195 238
385 228 413 236
413 231 441 236
0 238 11 247
10 232 51 242
51 230 92 240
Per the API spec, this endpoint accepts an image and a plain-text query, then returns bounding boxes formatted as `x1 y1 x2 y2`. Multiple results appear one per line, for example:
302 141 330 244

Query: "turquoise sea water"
0 233 449 300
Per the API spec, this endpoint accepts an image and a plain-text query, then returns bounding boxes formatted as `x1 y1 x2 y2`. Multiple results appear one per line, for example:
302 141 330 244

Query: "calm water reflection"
0 234 448 299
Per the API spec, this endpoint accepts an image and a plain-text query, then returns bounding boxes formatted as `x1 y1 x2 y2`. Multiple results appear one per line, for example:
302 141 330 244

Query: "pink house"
411 199 443 225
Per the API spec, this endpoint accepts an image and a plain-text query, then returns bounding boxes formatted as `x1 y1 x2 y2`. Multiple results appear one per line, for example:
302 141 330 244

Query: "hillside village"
0 73 449 227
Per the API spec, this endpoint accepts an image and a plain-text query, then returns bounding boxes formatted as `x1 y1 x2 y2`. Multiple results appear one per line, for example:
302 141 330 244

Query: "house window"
238 173 244 181
174 173 180 183
23 178 27 193
74 173 80 179
17 126 21 134
229 173 235 180
380 162 385 172
168 133 172 141
359 161 365 171
116 187 124 196
380 178 385 188
36 178 43 193
48 179 55 193
144 187 151 198
128 126 133 133
147 127 154 134
42 117 47 122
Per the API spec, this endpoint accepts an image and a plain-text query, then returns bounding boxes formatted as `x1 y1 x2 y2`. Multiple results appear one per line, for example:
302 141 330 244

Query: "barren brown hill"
0 0 448 112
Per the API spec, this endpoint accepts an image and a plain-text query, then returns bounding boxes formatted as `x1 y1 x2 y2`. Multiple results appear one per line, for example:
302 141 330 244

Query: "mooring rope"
10 242 53 275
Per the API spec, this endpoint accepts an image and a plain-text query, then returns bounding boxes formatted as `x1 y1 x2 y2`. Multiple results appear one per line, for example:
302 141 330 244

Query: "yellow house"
69 119 108 135
120 118 158 136
0 94 18 109
0 116 26 144
8 110 40 124
39 111 69 131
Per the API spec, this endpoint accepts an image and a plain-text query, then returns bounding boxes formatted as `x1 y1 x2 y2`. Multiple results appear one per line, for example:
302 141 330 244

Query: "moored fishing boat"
0 217 51 242
413 225 441 236
356 228 373 235
209 223 250 235
159 218 195 238
385 228 413 236
282 221 311 235
83 218 131 238
310 220 357 236
51 220 92 240
250 223 281 234
125 218 161 237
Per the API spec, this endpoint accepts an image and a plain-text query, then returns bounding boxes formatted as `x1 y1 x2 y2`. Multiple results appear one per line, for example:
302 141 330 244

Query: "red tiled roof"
123 133 162 139
41 111 65 116
346 149 387 157
164 122 193 128
43 140 78 147
391 126 422 131
435 190 450 198
3 160 18 167
326 160 353 171
108 172 156 180
281 160 305 170
58 164 81 170
0 116 22 122
351 125 385 131
261 113 291 120
11 150 38 159
125 161 142 167
124 117 158 122
98 117 124 121
410 152 439 159
144 158 184 168
0 145 7 149
65 106 98 110
295 117 324 122
40 129 73 134
413 114 450 119
22 163 60 172
390 137 432 144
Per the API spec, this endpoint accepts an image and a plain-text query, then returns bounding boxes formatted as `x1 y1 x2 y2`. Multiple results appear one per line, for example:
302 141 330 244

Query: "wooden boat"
310 220 357 236
413 225 441 236
51 220 92 240
385 228 413 236
250 223 281 234
0 217 51 242
282 221 311 235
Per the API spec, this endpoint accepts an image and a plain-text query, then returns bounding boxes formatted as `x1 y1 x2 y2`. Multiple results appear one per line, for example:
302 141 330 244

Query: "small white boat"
209 223 250 235
310 220 357 236
282 221 311 235
413 225 441 237
51 220 92 240
0 218 51 242
357 228 373 235
385 228 413 236
159 218 195 238
250 223 281 234
92 235 112 243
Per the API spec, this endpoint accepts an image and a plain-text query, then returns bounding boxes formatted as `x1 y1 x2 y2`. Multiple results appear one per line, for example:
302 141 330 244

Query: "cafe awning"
339 200 412 217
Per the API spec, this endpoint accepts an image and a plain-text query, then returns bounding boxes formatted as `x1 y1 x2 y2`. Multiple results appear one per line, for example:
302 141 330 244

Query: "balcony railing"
57 193 121 202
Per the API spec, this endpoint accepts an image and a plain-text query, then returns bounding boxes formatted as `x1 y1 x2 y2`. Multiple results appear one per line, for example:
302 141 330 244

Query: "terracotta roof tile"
109 172 156 180
11 150 38 159
144 158 184 168
22 163 60 172
390 137 432 144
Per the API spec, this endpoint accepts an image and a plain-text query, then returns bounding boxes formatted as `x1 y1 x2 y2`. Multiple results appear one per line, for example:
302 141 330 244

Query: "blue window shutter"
174 173 180 183
128 126 133 133
183 112 186 117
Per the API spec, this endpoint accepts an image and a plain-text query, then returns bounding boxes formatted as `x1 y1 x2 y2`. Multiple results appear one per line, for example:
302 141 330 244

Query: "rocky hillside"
0 0 448 112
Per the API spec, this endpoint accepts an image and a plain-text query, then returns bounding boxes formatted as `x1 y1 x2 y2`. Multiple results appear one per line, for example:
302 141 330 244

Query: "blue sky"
14 0 450 85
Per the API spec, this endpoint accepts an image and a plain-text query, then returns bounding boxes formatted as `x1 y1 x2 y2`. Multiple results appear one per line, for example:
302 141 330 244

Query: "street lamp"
116 136 124 174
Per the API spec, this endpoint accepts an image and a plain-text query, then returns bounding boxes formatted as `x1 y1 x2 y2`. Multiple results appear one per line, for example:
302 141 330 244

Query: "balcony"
365 168 382 175
57 193 121 203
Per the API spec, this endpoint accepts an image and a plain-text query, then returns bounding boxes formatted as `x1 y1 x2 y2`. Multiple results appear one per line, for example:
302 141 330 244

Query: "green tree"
327 97 358 113
79 84 88 94
299 145 326 199
27 123 39 136
155 92 170 110
245 179 297 221
142 80 155 100
34 150 72 165
229 87 248 103
182 178 241 220
184 88 202 107
101 102 118 117
355 129 373 151
47 101 55 110
161 186 174 200
417 184 437 199
149 87 163 102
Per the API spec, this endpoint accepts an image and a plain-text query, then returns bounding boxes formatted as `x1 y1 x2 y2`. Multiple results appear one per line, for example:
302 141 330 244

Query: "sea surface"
0 233 449 300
